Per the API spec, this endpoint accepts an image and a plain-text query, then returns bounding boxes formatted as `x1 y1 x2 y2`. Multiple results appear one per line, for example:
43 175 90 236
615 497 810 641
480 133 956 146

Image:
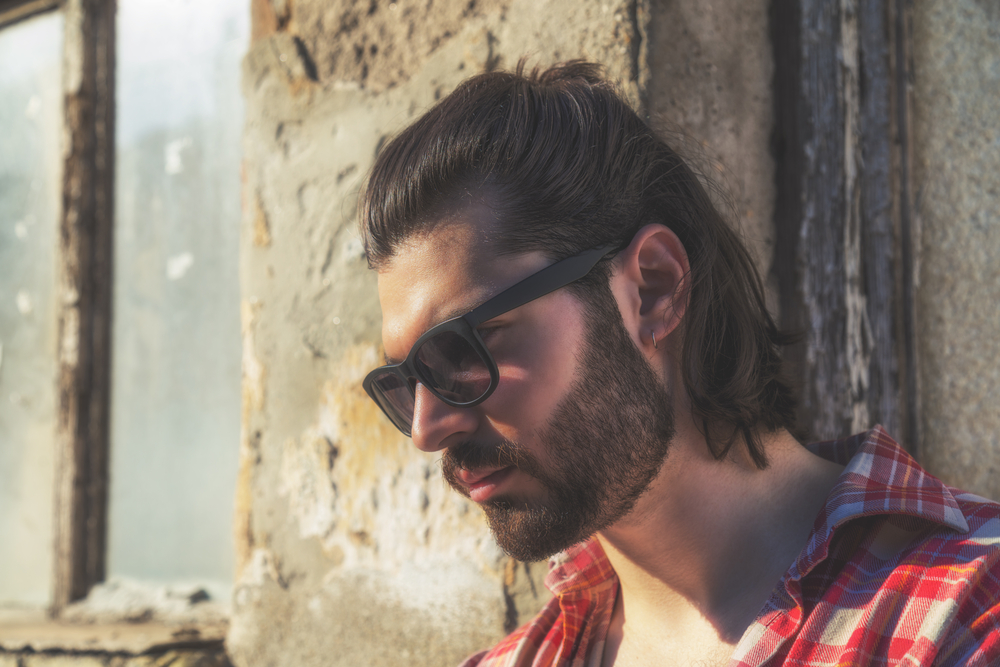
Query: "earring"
651 330 658 350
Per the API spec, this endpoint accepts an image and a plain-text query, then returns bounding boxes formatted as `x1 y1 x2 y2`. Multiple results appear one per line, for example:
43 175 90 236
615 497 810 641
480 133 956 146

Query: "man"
358 62 1000 666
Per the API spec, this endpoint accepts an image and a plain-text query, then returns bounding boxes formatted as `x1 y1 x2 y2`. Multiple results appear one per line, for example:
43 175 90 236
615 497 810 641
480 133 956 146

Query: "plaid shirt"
460 427 1000 666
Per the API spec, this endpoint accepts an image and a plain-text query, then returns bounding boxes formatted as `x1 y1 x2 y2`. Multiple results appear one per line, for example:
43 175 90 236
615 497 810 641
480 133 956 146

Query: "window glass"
0 11 64 608
109 0 247 599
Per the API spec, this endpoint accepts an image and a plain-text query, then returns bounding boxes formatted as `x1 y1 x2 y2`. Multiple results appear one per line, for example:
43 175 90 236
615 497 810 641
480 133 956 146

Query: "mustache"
442 439 529 474
441 439 552 498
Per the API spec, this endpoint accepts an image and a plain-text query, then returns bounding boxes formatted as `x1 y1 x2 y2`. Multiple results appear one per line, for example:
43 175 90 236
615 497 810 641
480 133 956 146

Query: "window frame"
0 0 114 613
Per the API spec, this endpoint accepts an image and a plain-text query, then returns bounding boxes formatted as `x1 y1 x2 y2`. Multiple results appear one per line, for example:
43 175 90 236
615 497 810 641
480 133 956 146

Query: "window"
0 6 64 614
0 0 247 631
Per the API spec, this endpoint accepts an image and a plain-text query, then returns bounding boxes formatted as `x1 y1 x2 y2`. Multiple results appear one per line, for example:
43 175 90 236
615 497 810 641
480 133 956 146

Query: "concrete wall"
912 0 1000 500
646 0 775 272
230 0 775 665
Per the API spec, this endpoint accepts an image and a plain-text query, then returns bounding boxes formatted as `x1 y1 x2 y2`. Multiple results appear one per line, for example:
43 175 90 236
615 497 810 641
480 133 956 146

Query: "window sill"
0 619 226 654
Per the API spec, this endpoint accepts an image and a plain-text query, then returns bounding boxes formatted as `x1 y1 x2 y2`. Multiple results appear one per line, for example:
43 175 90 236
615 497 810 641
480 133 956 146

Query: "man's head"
371 205 678 561
359 62 795 557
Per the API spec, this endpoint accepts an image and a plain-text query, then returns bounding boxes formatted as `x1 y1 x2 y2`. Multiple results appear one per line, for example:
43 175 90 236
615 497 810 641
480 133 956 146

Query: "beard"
442 286 676 562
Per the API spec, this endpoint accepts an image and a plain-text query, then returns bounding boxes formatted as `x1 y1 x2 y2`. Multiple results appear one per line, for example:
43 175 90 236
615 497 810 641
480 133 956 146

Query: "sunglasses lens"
368 370 415 433
414 330 492 404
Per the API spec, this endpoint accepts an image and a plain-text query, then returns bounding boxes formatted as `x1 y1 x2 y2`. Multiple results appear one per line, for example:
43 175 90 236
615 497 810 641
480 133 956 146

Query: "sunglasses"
364 244 615 435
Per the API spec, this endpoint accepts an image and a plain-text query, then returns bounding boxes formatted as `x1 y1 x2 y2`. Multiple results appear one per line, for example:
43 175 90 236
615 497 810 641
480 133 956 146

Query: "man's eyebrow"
381 295 495 367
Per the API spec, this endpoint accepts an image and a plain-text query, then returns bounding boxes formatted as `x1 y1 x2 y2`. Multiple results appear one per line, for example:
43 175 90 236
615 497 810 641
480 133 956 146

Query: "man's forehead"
376 210 547 350
381 209 500 298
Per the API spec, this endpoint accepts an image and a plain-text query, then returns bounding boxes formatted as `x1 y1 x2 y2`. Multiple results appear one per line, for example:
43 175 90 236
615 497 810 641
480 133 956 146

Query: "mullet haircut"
360 61 795 468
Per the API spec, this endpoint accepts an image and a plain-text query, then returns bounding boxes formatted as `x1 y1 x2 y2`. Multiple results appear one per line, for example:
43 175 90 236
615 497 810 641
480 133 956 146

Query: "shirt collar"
543 426 969 595
544 538 615 597
792 425 969 579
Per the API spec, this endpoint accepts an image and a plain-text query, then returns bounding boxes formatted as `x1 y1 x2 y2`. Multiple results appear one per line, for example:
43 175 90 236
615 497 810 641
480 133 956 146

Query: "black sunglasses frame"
364 244 616 435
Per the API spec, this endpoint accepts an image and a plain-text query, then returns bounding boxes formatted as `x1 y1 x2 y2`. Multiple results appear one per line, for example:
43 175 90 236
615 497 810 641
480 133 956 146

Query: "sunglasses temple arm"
465 245 615 327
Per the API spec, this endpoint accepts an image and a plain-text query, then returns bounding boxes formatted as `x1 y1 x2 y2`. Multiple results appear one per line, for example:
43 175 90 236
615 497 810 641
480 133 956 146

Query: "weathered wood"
52 0 115 611
893 0 918 456
770 0 805 437
772 0 912 446
773 0 853 442
0 0 60 28
859 0 899 438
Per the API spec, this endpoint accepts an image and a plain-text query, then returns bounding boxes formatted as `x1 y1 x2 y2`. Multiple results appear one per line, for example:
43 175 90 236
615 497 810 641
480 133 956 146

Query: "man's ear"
612 224 690 352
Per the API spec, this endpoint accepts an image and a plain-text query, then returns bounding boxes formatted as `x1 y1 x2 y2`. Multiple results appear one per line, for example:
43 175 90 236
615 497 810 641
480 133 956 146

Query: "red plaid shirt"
461 427 1000 666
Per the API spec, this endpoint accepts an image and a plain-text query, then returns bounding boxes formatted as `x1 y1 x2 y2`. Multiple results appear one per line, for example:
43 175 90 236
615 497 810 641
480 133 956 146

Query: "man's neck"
595 420 845 664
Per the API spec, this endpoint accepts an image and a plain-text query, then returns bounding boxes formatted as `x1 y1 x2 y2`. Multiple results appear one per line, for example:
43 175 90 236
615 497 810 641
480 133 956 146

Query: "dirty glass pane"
108 0 247 600
0 12 63 608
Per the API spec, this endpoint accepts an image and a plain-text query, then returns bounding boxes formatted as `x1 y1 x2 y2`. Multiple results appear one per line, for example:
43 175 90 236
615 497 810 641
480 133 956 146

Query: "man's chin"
481 498 592 563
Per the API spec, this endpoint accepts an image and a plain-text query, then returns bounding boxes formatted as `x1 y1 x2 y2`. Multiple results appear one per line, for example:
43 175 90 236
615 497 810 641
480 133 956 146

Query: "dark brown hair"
360 61 794 468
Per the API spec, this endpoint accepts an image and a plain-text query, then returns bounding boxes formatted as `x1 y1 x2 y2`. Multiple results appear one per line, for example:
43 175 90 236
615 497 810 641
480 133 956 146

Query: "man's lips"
454 466 514 503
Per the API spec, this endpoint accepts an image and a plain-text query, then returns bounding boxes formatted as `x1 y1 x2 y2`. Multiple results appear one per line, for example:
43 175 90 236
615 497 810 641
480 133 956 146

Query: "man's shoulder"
816 430 1000 618
883 485 1000 559
881 486 1000 586
789 472 1000 666
845 450 1000 574
917 486 1000 593
950 486 1000 529
733 428 1000 666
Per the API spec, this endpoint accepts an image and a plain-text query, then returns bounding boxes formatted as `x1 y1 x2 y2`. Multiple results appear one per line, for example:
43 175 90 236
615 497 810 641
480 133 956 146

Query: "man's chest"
600 604 737 667
602 633 733 667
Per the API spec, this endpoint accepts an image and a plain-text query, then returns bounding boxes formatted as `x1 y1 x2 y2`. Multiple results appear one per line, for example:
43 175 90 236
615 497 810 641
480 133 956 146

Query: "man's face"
377 209 675 561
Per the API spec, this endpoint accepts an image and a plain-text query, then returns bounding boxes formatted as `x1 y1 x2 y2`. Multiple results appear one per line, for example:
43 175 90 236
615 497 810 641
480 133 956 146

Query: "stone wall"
912 0 1000 500
230 0 775 665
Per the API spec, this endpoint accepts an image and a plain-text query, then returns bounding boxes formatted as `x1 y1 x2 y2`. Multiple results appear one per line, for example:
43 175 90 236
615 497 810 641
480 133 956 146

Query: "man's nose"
410 383 479 452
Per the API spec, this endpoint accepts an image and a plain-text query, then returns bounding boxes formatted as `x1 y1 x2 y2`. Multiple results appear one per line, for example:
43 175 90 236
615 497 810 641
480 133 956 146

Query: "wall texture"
912 0 1000 500
230 0 775 665
0 652 229 667
646 0 775 272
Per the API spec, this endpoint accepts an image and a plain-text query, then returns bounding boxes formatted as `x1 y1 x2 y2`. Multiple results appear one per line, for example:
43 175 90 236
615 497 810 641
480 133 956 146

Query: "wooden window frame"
2 2 231 655
0 0 114 613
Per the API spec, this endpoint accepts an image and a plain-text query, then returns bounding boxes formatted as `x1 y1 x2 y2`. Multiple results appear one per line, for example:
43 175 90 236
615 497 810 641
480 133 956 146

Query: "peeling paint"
233 548 287 611
279 430 339 542
251 192 272 247
240 299 266 419
232 430 255 579
250 0 287 43
236 299 267 576
59 307 79 368
241 548 287 589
